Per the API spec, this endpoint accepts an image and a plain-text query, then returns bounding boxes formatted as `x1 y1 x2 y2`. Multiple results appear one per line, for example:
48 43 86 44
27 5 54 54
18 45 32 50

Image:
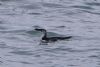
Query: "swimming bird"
35 28 72 43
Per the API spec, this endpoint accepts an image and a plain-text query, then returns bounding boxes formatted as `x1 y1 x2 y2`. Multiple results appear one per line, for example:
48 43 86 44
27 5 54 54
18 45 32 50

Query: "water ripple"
41 3 66 8
0 20 4 24
28 12 42 15
9 50 33 55
19 4 41 10
28 29 65 37
0 30 27 33
7 60 33 65
81 10 100 15
70 5 94 10
85 2 100 6
0 0 23 2
89 55 99 58
0 42 8 48
20 61 33 64
44 47 100 54
0 26 7 30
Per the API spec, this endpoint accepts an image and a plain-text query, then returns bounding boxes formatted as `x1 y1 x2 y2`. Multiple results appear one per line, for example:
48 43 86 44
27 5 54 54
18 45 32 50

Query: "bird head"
34 28 46 32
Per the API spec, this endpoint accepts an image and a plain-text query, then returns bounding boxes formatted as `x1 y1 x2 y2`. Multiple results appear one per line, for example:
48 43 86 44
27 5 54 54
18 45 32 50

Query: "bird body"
42 36 72 42
35 28 72 42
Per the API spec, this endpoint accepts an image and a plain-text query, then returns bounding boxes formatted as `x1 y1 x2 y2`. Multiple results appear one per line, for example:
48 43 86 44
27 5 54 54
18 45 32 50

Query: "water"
0 0 100 67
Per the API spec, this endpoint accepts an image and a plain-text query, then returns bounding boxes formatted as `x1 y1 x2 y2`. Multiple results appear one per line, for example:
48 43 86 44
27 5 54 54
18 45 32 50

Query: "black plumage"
35 29 72 42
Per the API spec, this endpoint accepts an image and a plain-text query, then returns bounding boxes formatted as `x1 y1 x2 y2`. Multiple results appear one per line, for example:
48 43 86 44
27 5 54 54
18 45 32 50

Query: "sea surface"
0 0 100 67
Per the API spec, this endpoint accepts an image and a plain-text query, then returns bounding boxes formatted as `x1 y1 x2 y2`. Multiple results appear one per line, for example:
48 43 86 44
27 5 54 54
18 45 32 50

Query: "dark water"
0 0 100 67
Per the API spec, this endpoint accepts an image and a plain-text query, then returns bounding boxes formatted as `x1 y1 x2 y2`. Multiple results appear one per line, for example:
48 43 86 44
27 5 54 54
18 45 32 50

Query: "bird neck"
42 30 47 39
